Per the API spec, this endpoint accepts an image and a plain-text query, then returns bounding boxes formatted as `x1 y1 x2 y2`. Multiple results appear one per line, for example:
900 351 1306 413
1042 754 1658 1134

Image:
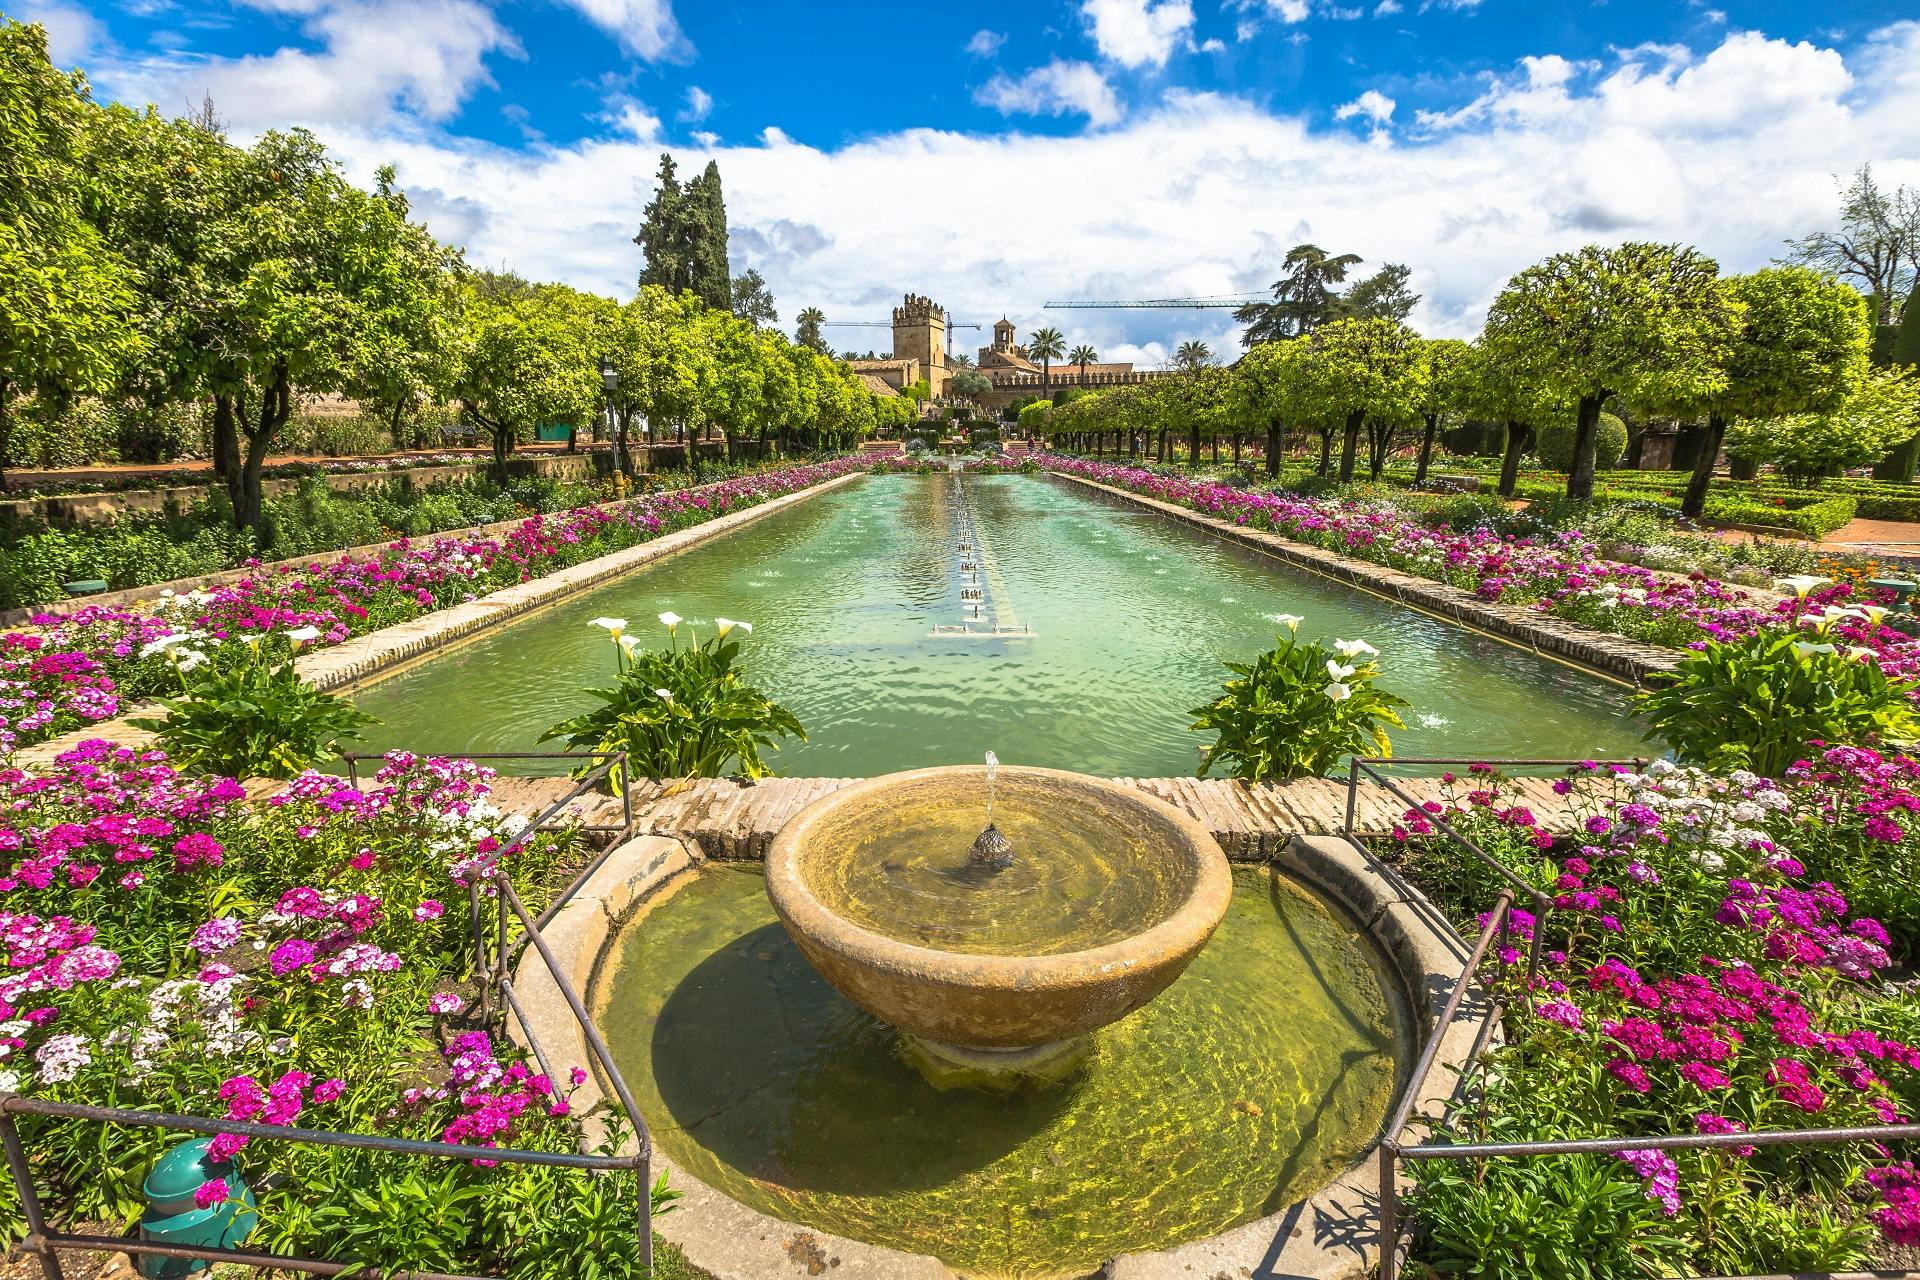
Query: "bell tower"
891 294 949 396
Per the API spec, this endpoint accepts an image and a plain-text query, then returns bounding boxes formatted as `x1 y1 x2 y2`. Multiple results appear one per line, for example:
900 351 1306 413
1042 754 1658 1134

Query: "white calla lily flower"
1332 638 1379 659
1792 641 1837 660
1773 575 1828 598
589 617 628 637
285 625 321 645
654 688 673 702
1268 613 1303 631
1326 660 1356 680
658 612 683 629
1323 681 1353 702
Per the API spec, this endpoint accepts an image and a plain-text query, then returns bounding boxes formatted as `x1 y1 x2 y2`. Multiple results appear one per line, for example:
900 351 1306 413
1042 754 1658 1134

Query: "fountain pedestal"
765 766 1232 1067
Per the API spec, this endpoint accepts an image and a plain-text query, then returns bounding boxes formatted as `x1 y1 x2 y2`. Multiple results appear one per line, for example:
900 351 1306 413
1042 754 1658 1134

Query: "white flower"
714 616 752 638
1792 641 1836 660
589 616 627 637
1267 613 1303 631
1773 574 1828 598
658 611 683 629
1332 639 1379 659
1323 681 1353 702
653 688 673 702
1325 660 1356 680
285 625 321 644
619 635 641 653
173 649 209 673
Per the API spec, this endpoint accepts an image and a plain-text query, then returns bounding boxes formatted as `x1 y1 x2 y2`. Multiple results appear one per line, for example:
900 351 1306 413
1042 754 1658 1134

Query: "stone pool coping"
515 824 1495 1280
1050 469 1682 687
13 469 866 770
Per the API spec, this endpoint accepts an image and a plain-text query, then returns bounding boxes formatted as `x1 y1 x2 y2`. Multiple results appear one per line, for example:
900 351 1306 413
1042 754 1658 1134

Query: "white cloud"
1239 0 1309 25
1374 0 1403 14
105 0 516 132
86 23 1920 355
974 60 1124 126
679 85 712 123
554 0 687 61
17 0 101 63
1335 89 1396 124
1079 0 1195 70
965 29 1006 57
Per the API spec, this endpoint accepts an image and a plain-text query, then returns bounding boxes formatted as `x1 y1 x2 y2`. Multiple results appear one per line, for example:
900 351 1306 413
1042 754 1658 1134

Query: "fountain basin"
765 765 1232 1052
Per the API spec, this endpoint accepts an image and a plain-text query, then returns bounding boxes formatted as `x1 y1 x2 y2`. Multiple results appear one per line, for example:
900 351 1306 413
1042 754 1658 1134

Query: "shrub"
1634 626 1920 776
540 614 805 785
1533 412 1627 471
130 633 376 778
1189 623 1407 782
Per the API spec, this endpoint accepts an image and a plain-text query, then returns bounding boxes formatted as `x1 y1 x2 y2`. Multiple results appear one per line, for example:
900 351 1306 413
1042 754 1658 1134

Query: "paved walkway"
624 772 1611 860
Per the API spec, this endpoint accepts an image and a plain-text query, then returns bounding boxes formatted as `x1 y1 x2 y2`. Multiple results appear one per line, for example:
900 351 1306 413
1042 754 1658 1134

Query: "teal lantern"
138 1137 257 1278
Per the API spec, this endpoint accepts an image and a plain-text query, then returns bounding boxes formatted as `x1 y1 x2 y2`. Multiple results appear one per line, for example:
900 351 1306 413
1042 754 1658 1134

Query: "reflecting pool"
348 473 1647 774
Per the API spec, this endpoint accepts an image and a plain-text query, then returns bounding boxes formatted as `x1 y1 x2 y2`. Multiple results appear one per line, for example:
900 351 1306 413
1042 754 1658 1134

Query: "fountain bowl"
765 765 1232 1056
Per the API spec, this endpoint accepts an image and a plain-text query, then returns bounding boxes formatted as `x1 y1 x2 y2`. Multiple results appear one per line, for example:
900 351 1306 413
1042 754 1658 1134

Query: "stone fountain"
765 763 1232 1077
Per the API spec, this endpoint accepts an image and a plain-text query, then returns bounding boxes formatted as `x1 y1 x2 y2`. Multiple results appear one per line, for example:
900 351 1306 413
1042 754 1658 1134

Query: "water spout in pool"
968 751 1014 870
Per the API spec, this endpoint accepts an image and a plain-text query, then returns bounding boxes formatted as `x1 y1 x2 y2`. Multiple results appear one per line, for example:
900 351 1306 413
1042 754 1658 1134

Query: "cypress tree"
1872 288 1920 480
634 153 689 294
684 160 732 312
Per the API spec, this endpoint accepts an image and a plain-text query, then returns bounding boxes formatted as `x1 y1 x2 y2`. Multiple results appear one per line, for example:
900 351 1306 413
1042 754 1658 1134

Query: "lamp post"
601 355 630 483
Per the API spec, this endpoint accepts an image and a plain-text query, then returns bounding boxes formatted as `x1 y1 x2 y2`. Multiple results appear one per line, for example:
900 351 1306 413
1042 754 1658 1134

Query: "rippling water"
348 473 1647 774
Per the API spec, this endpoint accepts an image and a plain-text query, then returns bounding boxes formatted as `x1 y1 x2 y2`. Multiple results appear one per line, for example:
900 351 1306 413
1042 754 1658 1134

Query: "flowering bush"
1394 756 1920 1276
1044 456 1920 691
1187 621 1407 781
0 740 670 1275
0 458 866 757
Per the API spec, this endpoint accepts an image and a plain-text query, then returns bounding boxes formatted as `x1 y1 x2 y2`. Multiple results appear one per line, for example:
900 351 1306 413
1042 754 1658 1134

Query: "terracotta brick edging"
1050 470 1680 687
13 471 867 769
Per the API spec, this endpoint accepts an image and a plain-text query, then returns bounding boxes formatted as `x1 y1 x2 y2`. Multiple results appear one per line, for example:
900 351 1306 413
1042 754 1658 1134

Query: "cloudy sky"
25 0 1920 366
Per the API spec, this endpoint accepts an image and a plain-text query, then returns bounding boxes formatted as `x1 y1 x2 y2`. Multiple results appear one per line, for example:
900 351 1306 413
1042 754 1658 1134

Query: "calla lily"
714 617 753 638
658 612 683 629
1326 660 1356 680
1774 575 1828 598
1792 641 1837 660
285 626 321 645
589 617 627 637
1268 613 1303 631
1323 681 1352 702
1333 639 1379 659
1861 605 1890 626
653 688 673 702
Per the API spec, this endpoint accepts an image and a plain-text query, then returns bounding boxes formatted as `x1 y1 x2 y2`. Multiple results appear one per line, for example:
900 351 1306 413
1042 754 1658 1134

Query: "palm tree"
949 351 974 369
1068 344 1098 386
1028 326 1066 397
794 306 828 353
1173 340 1214 372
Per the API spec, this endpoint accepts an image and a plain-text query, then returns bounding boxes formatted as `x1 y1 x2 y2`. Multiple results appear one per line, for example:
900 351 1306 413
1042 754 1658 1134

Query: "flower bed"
0 740 668 1275
1392 753 1920 1276
0 457 866 755
1045 456 1920 686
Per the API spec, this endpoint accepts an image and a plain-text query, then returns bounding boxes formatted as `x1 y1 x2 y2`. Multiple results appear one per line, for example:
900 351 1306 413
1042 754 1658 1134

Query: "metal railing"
2 748 654 1280
1343 756 1920 1280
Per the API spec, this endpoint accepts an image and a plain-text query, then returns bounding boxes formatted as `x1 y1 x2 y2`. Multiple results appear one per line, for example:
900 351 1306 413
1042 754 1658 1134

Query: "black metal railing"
1 748 654 1280
1343 756 1920 1280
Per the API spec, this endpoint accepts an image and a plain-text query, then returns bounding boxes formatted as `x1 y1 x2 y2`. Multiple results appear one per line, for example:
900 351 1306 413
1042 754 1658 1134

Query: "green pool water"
598 864 1409 1278
347 473 1646 774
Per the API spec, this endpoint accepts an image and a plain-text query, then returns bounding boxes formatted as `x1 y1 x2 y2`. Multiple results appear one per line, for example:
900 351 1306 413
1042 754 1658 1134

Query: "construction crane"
819 318 984 358
1045 296 1266 310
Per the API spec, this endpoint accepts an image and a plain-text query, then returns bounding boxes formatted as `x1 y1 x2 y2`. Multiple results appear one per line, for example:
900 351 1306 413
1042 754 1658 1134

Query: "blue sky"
25 0 1920 360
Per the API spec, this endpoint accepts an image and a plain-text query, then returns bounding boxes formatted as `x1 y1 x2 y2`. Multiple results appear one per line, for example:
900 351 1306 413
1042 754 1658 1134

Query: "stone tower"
892 294 949 397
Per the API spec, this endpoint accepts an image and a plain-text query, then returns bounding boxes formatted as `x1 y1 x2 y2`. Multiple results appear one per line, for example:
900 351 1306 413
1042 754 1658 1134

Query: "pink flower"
194 1179 229 1210
413 900 445 922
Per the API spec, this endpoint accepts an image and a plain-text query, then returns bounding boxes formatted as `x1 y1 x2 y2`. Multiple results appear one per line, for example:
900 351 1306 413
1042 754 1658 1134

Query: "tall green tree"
1782 164 1919 328
1230 337 1303 478
1725 363 1920 483
1336 263 1420 325
452 278 600 483
634 153 691 295
685 160 731 312
1295 317 1425 482
1236 244 1363 345
1068 343 1098 385
1028 325 1065 396
794 305 829 353
0 18 143 488
1459 344 1570 498
1482 242 1737 501
1681 268 1867 516
1412 338 1473 487
731 266 776 328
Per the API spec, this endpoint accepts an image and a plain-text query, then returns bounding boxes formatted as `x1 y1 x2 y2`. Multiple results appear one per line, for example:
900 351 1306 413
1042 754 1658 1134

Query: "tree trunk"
723 429 736 465
1366 418 1393 481
1338 409 1364 484
1266 421 1281 479
1681 412 1726 519
1231 433 1242 466
1414 412 1439 487
1498 420 1531 499
1210 435 1219 464
1317 425 1334 477
490 427 511 487
1157 429 1168 463
388 399 407 451
212 394 241 490
1188 422 1201 470
1567 393 1607 501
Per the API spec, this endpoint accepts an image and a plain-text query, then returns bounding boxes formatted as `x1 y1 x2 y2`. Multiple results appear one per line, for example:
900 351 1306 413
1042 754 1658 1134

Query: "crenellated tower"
891 294 949 396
